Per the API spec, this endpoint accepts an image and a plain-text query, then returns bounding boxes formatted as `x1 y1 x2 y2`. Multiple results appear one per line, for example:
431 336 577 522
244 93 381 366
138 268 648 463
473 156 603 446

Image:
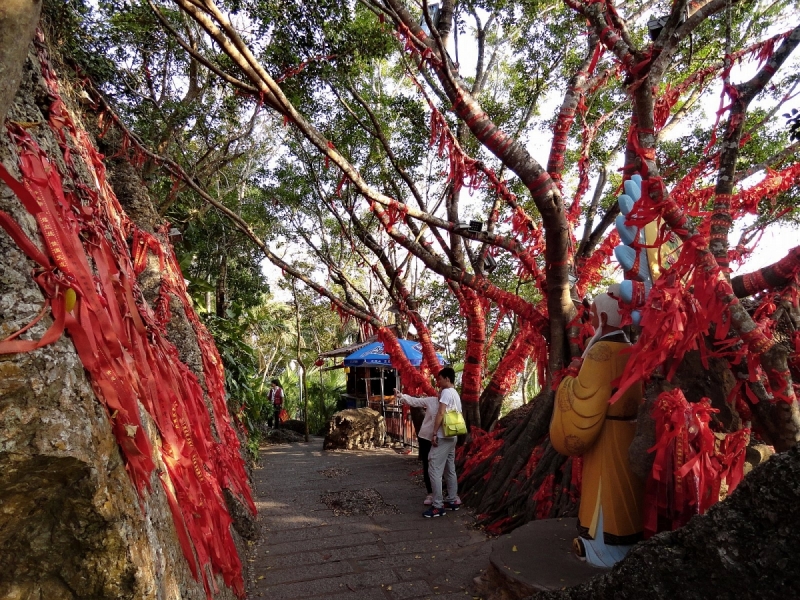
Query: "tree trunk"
301 361 309 442
216 251 228 317
457 391 576 534
478 386 505 430
292 280 309 442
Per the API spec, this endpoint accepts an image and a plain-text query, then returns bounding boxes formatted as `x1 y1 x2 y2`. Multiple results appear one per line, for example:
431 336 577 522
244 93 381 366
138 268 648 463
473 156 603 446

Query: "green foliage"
201 308 264 430
305 367 347 434
42 0 117 84
274 364 345 435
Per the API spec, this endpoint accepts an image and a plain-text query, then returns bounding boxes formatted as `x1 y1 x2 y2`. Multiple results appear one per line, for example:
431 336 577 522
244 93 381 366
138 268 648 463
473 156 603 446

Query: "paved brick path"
246 440 492 600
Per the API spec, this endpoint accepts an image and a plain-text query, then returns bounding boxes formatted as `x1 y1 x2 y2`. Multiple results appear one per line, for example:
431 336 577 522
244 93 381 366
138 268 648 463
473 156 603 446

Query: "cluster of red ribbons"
378 24 559 413
377 327 436 397
532 473 557 519
609 95 798 402
522 444 546 479
575 230 620 297
491 320 547 397
394 24 550 300
409 316 444 380
0 37 253 598
567 456 583 505
644 390 749 538
566 302 594 354
669 160 800 235
456 425 505 482
730 162 800 220
483 516 513 536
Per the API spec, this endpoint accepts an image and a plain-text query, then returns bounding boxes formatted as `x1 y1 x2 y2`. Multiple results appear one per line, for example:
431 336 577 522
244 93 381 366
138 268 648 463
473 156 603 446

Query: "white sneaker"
423 494 433 505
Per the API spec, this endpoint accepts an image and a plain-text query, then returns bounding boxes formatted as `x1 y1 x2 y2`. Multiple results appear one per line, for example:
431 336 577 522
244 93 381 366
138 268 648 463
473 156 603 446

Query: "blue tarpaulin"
343 339 447 368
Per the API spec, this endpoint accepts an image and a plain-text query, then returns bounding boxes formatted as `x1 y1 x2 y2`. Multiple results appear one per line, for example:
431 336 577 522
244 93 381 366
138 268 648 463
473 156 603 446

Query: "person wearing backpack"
424 367 464 518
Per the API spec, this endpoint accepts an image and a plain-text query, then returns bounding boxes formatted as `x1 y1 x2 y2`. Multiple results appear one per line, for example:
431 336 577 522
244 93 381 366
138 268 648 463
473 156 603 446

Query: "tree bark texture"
456 392 576 533
0 38 250 599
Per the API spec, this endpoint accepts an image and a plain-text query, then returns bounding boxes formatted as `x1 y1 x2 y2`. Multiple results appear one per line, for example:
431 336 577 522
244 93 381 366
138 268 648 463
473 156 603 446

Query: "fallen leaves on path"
319 488 399 516
318 467 351 478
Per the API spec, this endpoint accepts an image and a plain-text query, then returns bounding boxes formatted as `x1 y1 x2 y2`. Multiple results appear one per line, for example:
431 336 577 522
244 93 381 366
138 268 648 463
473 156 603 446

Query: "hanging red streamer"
377 327 436 397
644 390 749 538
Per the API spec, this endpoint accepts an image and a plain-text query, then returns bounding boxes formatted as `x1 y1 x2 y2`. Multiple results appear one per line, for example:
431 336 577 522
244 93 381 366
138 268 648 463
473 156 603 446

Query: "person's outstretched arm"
395 390 437 408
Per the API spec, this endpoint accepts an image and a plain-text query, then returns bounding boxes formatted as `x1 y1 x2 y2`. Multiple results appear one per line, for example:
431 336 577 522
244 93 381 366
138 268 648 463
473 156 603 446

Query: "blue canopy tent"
343 339 446 368
343 340 447 427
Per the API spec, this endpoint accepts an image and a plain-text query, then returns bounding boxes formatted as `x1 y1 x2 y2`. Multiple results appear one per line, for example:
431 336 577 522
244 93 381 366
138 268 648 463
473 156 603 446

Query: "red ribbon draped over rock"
0 37 254 598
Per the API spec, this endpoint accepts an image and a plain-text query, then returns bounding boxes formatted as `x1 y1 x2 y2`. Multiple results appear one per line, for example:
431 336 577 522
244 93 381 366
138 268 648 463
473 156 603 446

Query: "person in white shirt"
396 367 461 518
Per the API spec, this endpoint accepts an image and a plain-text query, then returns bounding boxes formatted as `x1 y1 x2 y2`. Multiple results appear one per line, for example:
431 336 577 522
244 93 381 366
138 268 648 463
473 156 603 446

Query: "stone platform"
481 518 605 598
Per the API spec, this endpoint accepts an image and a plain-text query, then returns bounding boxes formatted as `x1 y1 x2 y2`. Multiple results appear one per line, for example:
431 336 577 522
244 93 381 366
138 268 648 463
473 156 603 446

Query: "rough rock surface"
103 145 161 233
323 408 387 450
531 445 800 600
101 103 257 563
280 418 307 435
261 428 305 445
0 46 248 599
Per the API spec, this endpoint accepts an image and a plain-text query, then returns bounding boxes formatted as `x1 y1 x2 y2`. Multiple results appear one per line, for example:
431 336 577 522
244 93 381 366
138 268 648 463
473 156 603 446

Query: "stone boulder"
0 39 252 599
323 408 386 450
281 419 307 435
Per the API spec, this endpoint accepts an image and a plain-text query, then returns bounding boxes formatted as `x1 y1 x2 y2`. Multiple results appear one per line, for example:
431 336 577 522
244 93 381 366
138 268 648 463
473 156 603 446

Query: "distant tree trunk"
216 252 228 317
292 280 309 442
301 359 308 441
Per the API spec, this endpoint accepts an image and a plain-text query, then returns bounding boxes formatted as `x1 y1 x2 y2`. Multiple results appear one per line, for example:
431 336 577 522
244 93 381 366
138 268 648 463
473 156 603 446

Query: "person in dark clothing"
396 390 438 505
268 379 284 428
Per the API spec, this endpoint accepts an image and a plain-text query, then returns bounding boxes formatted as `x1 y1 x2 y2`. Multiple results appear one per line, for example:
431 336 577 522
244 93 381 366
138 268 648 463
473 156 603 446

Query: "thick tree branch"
147 0 259 96
650 0 742 80
382 0 574 372
547 34 598 186
627 52 800 449
577 166 607 258
709 24 800 270
731 246 800 298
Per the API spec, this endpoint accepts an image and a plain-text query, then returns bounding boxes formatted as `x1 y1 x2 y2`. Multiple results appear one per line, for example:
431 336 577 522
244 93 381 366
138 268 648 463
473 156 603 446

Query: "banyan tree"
131 0 800 532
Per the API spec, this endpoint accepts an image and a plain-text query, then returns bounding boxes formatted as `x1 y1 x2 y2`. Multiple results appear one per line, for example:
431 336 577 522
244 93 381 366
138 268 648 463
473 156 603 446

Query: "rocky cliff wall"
0 35 254 600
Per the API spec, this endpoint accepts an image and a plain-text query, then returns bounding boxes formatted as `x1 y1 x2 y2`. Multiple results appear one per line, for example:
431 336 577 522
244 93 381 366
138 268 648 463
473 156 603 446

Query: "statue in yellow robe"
550 292 644 567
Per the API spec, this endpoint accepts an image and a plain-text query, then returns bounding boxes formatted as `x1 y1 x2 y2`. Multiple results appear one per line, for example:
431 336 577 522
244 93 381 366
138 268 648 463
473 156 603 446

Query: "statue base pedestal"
480 518 606 598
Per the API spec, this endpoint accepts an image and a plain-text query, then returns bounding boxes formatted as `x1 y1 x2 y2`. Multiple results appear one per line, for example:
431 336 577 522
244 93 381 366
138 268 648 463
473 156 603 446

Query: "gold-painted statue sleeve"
550 345 614 456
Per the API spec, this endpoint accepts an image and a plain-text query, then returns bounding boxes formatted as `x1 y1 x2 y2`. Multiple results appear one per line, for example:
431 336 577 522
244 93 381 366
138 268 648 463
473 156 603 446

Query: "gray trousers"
428 435 458 508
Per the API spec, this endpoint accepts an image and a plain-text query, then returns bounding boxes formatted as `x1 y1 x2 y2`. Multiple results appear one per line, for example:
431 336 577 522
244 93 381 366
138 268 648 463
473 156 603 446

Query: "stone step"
476 518 605 599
